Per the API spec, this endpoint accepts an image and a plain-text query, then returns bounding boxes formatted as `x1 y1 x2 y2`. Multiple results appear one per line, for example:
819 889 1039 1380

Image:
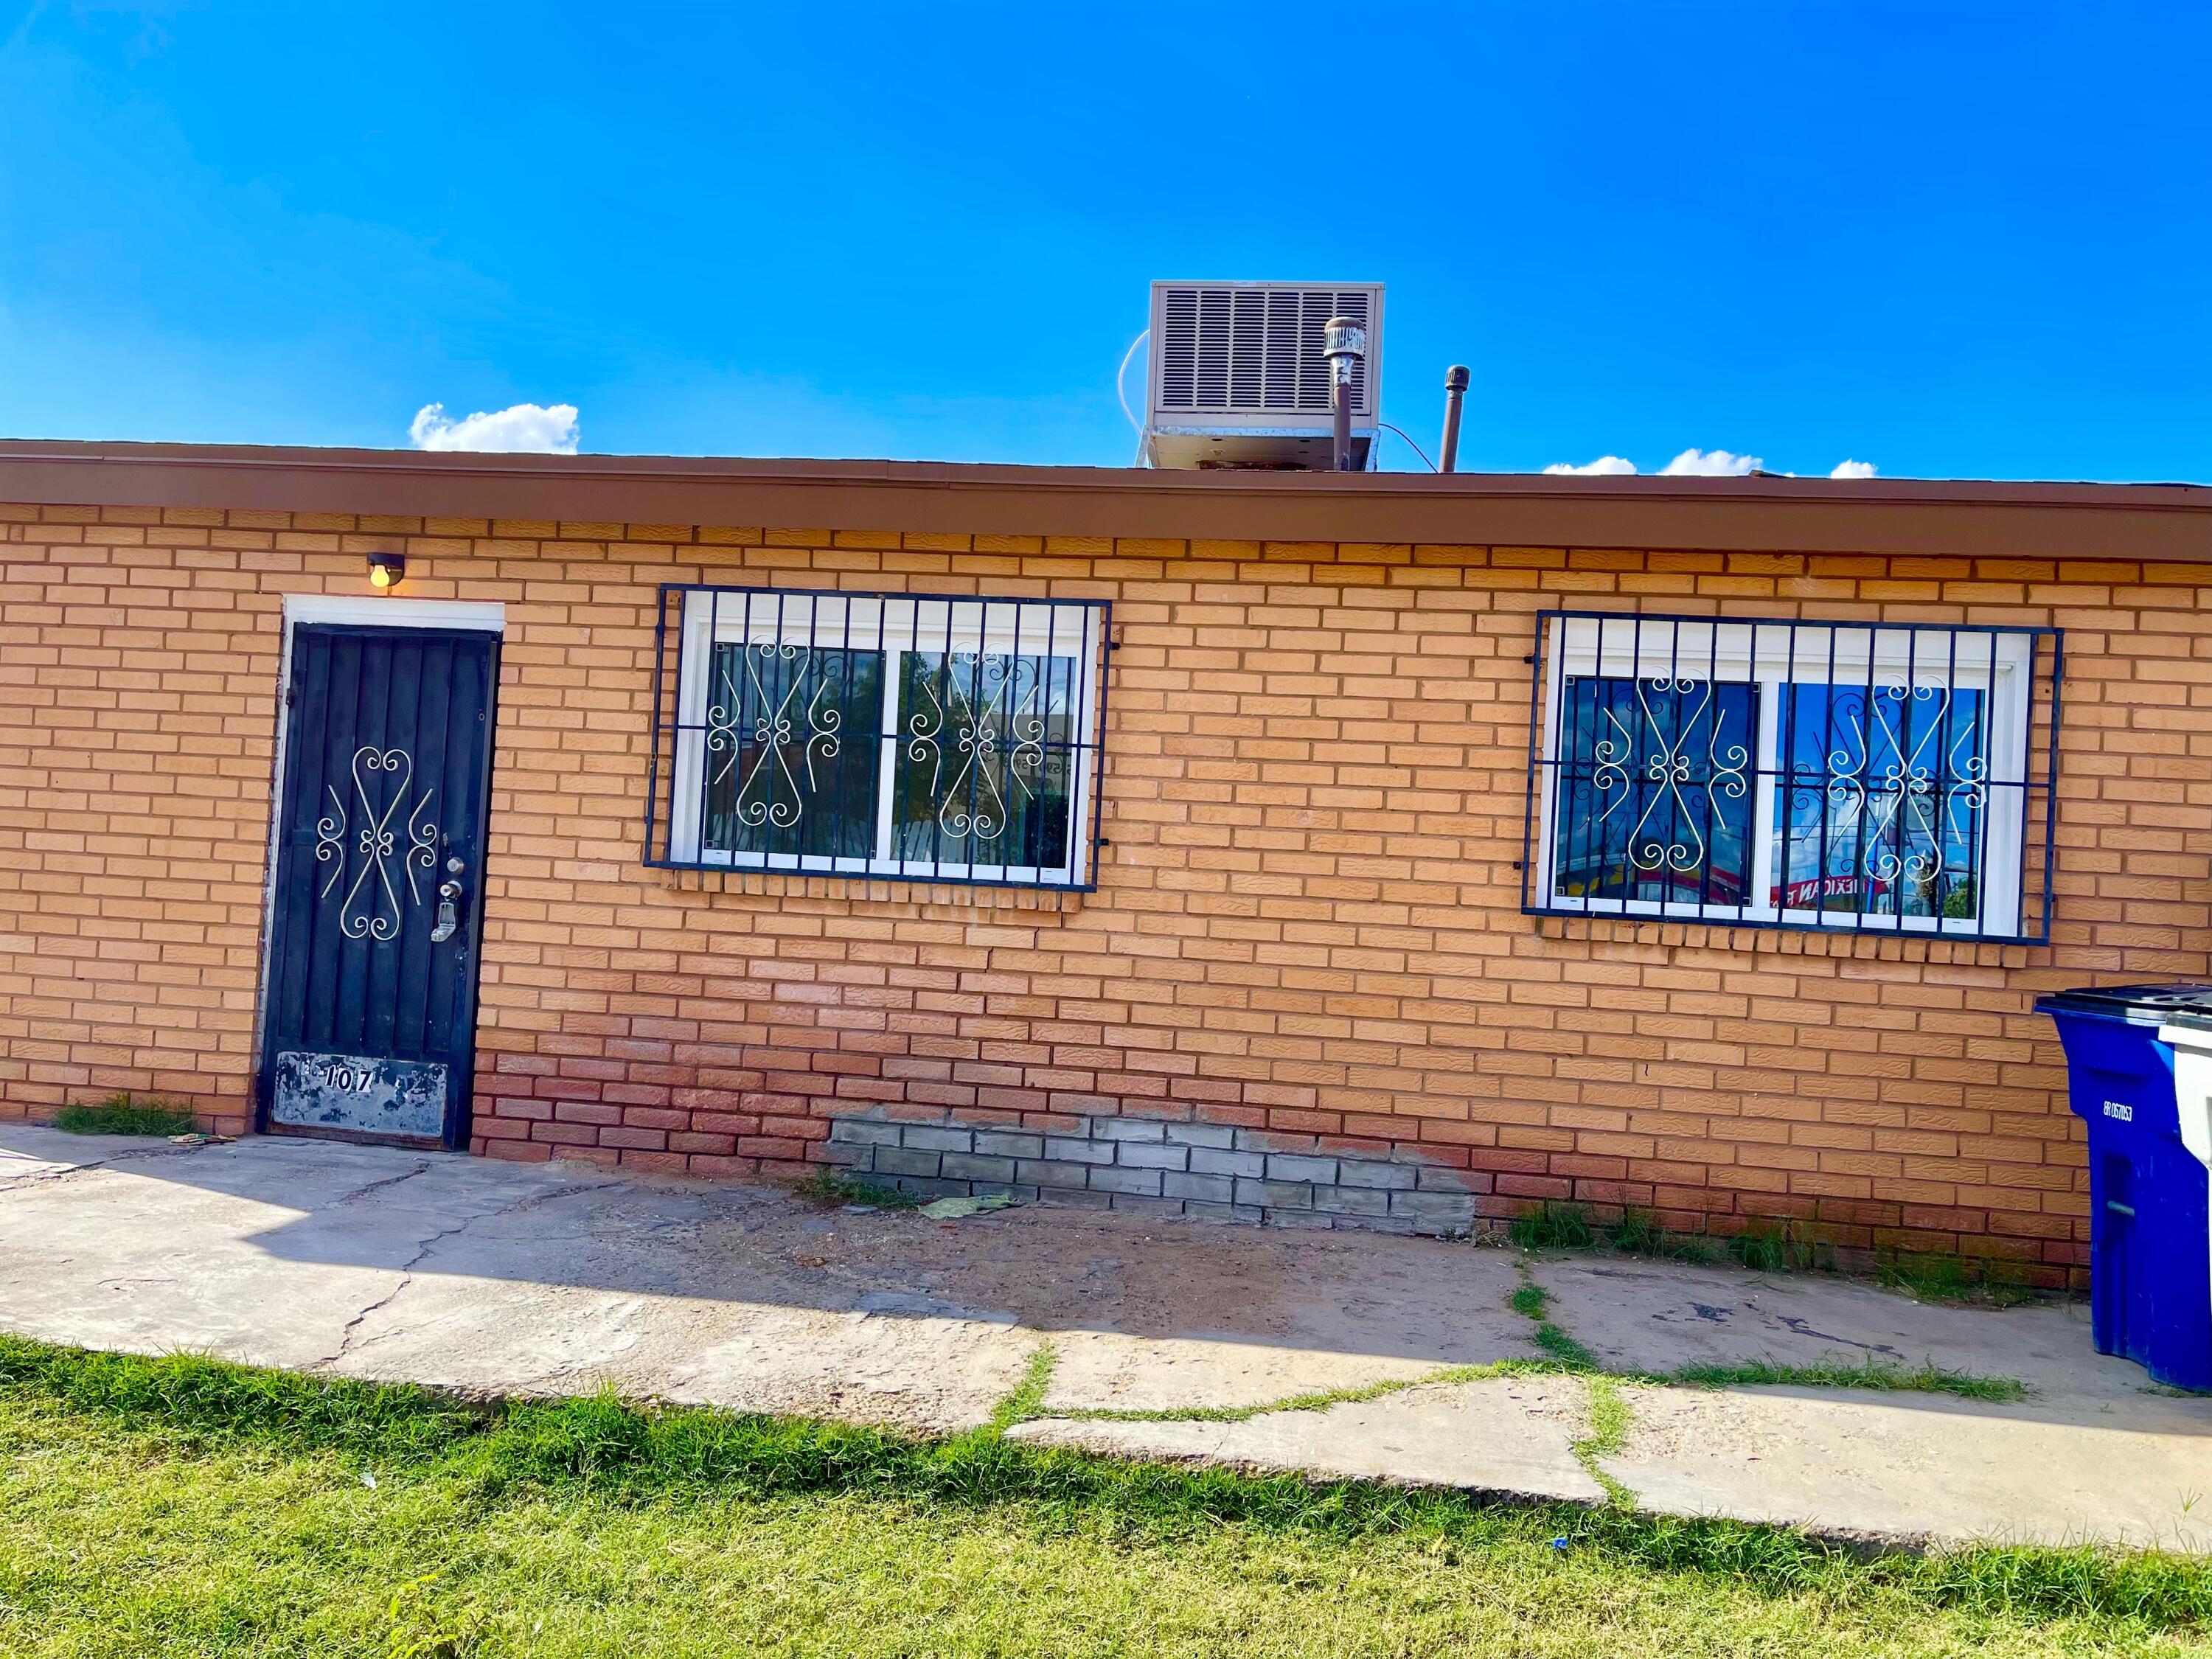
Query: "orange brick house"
4 440 2210 1283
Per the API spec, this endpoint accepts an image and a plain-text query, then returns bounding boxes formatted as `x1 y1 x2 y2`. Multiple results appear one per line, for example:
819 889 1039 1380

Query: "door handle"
430 879 465 944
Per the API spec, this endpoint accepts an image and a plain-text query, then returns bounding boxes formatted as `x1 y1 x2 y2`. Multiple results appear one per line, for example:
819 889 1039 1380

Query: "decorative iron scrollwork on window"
1526 613 2061 942
649 587 1110 888
316 745 441 942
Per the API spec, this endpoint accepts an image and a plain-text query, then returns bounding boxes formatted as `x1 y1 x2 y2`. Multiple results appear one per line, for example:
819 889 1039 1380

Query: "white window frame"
666 589 1106 888
1531 616 2037 937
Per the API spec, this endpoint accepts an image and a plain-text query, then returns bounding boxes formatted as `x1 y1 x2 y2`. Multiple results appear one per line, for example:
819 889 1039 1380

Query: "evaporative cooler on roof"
1144 280 1385 470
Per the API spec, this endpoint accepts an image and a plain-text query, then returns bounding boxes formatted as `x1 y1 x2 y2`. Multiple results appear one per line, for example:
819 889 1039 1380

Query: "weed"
50 1093 198 1137
989 1345 1059 1435
1508 1281 1550 1320
1509 1200 1595 1251
1532 1323 1598 1369
784 1168 923 1210
1725 1220 1834 1275
1880 1252 2037 1309
1572 1374 1635 1508
1607 1207 1714 1263
1670 1357 2028 1405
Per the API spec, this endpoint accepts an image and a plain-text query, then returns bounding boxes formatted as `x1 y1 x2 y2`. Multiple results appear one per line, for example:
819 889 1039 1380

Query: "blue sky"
1 3 2205 480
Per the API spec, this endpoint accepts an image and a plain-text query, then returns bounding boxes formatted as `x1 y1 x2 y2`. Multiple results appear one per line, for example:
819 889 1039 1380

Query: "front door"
257 624 498 1147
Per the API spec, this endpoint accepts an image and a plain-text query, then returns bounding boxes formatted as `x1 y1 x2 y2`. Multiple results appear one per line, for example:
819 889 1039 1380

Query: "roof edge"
2 439 2208 562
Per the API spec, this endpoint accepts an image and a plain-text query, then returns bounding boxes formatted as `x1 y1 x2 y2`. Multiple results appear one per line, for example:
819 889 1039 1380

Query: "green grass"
1046 1361 1540 1426
1510 1200 1597 1251
0 1336 2202 1655
1509 1281 1551 1320
48 1094 198 1137
1668 1357 2030 1405
1610 1206 1717 1263
783 1168 924 1210
1879 1252 2039 1309
1573 1374 1636 1509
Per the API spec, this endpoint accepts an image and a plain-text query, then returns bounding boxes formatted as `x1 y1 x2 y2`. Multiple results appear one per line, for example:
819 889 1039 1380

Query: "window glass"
1552 675 1758 908
893 650 1076 871
1774 683 1986 920
703 642 882 860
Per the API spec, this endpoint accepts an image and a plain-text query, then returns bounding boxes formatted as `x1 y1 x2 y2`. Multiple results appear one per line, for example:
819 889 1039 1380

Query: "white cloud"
1829 459 1877 479
408 401 580 453
1658 447 1760 477
1541 454 1638 476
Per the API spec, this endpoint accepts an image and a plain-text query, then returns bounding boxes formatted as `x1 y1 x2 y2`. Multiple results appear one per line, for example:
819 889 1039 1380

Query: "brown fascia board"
1 439 2210 563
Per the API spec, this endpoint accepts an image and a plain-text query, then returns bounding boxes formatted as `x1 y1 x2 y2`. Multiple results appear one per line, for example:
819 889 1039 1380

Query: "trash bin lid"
2036 983 2212 1024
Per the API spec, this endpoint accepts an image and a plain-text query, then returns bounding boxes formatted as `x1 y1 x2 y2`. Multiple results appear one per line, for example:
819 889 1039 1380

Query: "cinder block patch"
818 1107 1488 1239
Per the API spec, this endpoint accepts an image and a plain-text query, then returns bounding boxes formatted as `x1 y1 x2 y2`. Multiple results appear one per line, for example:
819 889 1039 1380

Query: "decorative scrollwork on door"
316 745 440 941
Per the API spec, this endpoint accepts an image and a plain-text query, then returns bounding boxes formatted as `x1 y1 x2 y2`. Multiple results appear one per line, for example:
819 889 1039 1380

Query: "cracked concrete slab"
1529 1255 2166 1404
1608 1382 2212 1552
1 1124 2209 1548
1013 1374 1604 1506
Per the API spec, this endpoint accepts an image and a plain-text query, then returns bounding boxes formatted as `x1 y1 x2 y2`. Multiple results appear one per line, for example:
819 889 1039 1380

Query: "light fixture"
366 549 406 589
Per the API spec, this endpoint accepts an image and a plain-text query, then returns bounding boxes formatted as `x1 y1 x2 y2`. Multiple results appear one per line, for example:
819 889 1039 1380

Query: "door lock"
430 879 466 943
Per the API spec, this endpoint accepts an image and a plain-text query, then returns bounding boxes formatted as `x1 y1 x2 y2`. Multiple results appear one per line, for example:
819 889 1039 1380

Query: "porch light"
366 549 406 589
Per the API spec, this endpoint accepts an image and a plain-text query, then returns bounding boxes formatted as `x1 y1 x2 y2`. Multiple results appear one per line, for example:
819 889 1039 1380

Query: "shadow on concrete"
0 1124 2200 1439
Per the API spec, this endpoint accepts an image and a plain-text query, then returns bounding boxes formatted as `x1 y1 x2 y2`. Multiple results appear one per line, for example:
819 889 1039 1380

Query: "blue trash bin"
2037 984 2212 1392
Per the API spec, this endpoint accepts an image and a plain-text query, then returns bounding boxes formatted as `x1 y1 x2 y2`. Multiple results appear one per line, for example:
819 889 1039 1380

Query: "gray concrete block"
1182 1200 1266 1225
1164 1170 1237 1204
1043 1136 1116 1166
1415 1166 1481 1192
1096 1118 1167 1142
1266 1153 1338 1185
874 1147 943 1179
1087 1165 1164 1197
973 1131 1045 1160
817 1141 874 1169
882 1173 970 1199
1106 1193 1188 1220
1237 1178 1315 1211
828 1119 903 1147
1164 1122 1238 1150
1264 1209 1338 1230
1389 1191 1478 1229
1115 1141 1189 1172
1033 1187 1113 1212
1016 1158 1097 1190
1312 1184 1393 1218
940 1152 1017 1183
902 1125 974 1154
1190 1147 1267 1179
1236 1129 1318 1154
1335 1158 1418 1190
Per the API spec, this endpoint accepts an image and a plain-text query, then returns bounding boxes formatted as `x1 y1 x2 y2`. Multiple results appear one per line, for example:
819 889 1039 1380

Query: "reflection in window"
1775 683 1986 921
1552 675 1757 908
703 643 882 860
894 651 1075 872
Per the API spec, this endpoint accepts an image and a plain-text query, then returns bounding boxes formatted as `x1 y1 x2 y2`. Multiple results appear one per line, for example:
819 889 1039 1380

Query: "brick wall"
6 500 2210 1279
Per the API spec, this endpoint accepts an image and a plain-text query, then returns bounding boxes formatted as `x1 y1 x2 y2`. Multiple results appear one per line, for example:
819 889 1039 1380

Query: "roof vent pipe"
1323 316 1368 472
1439 365 1470 474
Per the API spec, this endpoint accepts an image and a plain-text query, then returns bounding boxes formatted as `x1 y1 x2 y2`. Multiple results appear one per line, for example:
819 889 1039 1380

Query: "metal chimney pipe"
1322 316 1368 472
1439 365 1470 473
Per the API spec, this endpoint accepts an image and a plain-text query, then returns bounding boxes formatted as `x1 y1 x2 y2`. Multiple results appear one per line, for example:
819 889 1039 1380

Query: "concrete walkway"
1 1125 2205 1552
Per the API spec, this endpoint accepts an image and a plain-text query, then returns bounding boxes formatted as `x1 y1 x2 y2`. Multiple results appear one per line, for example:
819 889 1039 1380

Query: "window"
1524 613 2062 942
648 585 1110 888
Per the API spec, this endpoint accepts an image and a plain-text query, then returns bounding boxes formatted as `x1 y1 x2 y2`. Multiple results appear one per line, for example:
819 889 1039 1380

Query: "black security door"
258 625 498 1147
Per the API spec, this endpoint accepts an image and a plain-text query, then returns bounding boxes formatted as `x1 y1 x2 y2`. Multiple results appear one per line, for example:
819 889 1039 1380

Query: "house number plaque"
272 1050 448 1138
